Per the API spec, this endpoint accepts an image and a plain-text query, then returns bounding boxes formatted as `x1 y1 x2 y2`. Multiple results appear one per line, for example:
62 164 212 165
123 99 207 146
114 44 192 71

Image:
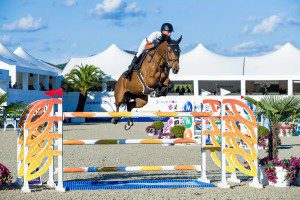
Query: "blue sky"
0 0 299 64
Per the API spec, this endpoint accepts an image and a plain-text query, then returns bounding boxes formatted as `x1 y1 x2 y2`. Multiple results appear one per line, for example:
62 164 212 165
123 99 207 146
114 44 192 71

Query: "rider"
123 23 174 79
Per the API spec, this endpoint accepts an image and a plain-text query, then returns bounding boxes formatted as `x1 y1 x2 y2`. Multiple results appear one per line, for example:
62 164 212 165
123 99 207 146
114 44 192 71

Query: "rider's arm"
144 41 154 50
144 31 161 50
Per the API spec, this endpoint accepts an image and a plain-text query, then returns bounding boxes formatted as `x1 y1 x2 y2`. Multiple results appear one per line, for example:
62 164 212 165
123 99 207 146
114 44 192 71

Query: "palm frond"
249 95 300 123
64 64 107 93
0 92 8 105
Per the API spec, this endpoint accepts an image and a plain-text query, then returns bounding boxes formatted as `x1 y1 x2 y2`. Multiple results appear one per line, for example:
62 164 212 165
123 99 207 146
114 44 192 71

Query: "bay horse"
113 36 182 130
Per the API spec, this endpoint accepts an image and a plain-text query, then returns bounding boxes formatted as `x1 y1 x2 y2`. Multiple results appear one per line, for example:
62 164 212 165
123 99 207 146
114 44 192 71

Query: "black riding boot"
123 56 138 79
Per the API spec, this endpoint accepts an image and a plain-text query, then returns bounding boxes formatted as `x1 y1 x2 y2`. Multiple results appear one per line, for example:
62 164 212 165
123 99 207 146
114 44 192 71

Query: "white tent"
174 44 244 77
244 43 300 75
62 42 300 79
62 44 134 79
14 47 61 75
0 43 47 75
0 43 62 93
0 54 25 70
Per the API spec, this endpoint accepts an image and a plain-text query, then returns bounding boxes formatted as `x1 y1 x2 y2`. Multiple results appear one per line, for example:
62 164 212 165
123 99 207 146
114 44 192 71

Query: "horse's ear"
176 35 182 44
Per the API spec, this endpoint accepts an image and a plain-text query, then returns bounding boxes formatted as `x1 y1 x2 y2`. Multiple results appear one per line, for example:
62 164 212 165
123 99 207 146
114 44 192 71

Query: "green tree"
64 64 107 111
0 93 25 123
245 95 300 160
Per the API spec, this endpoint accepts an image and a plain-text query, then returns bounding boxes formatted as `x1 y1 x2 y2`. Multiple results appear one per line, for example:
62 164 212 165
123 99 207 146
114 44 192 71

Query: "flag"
44 88 63 98
220 88 231 96
201 89 211 96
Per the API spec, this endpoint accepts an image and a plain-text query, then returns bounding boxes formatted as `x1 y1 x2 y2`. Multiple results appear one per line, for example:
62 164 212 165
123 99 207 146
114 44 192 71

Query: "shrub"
170 125 186 138
258 125 270 139
152 120 164 130
0 163 12 187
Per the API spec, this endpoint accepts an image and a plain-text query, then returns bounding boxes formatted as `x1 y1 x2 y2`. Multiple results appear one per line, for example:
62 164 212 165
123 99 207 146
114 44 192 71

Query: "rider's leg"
123 40 146 79
123 55 138 79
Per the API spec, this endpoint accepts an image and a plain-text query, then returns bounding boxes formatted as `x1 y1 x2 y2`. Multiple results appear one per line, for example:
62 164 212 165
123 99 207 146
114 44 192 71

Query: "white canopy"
173 44 244 78
14 47 61 75
63 42 300 79
244 43 300 76
62 44 134 79
0 43 59 76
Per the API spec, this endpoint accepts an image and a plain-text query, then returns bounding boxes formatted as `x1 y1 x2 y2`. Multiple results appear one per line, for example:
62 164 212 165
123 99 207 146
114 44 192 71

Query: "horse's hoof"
124 124 132 130
111 118 119 124
128 119 134 126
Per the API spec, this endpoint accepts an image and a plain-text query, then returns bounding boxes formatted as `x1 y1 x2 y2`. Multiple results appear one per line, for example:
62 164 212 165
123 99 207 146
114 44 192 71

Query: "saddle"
133 43 162 71
133 51 149 71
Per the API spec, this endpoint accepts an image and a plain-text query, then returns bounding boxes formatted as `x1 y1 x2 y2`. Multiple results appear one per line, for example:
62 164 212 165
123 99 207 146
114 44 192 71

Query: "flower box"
273 167 290 187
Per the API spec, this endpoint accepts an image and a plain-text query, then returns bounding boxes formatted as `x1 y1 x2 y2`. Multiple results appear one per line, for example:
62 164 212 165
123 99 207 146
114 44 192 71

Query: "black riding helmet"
161 23 174 32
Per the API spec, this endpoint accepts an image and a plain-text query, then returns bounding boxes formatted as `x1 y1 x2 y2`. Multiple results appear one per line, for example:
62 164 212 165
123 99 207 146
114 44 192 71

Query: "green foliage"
245 95 300 124
258 125 270 139
245 95 300 160
0 93 26 123
170 125 186 138
64 64 107 94
152 120 164 130
0 92 8 105
64 64 108 111
290 123 296 128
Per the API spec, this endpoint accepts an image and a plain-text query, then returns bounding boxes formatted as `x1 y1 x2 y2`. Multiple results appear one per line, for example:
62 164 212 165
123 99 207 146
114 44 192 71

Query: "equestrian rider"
123 23 174 79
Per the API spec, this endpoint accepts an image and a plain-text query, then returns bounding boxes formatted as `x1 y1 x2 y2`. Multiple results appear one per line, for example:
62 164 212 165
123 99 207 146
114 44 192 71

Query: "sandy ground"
0 122 299 200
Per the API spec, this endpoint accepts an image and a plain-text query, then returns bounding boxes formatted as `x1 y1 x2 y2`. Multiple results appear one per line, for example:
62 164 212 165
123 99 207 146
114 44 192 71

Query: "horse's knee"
167 81 173 90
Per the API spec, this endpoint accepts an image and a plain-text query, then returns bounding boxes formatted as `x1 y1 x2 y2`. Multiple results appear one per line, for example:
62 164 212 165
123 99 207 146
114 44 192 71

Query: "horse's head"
166 35 182 74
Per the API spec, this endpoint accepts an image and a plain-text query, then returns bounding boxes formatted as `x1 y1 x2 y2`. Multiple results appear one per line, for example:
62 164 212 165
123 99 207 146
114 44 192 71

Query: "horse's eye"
168 50 171 53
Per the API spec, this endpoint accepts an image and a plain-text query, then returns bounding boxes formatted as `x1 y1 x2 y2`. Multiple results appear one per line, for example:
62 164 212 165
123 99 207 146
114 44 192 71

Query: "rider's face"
162 30 171 36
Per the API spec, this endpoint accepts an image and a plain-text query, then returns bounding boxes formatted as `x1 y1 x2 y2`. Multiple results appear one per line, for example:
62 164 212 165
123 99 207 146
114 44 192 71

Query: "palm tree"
64 64 107 111
245 95 300 160
0 92 25 123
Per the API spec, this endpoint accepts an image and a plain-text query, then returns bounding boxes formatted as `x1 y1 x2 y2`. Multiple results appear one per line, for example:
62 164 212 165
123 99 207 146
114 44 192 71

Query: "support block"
217 181 230 188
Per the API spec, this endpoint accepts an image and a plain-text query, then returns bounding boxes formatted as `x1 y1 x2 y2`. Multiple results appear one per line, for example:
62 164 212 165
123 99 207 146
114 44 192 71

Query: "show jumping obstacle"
17 98 263 192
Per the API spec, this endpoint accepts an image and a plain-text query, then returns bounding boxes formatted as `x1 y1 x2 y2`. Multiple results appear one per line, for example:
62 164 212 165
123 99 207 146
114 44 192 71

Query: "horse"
113 36 182 130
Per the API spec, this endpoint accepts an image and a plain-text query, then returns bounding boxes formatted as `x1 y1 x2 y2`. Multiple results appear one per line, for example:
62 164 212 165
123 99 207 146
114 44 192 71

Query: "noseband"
149 43 180 70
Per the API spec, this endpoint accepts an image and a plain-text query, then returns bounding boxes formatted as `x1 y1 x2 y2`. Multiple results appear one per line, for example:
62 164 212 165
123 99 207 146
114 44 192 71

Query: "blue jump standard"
61 179 215 191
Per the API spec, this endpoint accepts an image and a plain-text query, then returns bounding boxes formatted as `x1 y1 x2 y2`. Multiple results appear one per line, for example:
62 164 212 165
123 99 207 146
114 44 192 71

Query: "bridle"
148 43 180 70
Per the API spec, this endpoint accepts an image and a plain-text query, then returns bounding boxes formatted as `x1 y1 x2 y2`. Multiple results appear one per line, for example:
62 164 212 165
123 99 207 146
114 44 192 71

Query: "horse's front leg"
164 78 174 95
156 78 173 97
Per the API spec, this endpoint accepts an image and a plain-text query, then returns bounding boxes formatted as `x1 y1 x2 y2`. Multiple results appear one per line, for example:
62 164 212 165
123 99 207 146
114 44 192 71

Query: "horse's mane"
154 39 179 52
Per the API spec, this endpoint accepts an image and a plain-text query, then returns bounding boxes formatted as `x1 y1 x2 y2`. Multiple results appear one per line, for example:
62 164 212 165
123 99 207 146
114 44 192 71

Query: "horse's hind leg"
111 104 120 124
112 85 126 124
124 95 149 130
